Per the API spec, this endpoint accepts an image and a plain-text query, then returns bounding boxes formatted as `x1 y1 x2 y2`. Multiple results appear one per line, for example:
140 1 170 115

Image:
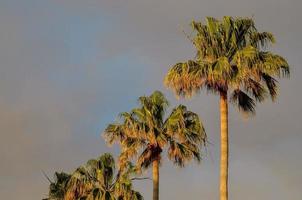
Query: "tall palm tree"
164 16 290 200
104 91 206 200
44 153 143 200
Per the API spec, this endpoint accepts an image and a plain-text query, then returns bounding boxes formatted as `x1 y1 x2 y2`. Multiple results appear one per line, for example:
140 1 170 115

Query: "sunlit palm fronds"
104 91 206 170
44 154 143 200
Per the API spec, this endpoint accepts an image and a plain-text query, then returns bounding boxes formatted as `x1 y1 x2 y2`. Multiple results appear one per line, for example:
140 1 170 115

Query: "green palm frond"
168 140 201 167
262 73 278 101
164 105 206 145
230 89 256 114
164 61 208 97
104 124 125 146
250 32 275 48
243 78 268 102
137 146 156 170
46 172 71 200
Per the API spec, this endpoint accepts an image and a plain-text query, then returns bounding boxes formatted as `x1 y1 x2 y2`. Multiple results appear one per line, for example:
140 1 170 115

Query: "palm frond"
244 78 268 102
164 61 208 97
262 73 278 101
230 89 256 114
250 32 275 49
168 140 201 167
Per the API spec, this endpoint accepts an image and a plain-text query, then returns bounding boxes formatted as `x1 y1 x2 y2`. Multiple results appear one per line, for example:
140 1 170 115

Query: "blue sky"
1 0 302 199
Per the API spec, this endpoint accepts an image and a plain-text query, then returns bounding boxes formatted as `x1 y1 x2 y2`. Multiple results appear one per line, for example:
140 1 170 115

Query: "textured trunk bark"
152 159 159 200
220 92 229 200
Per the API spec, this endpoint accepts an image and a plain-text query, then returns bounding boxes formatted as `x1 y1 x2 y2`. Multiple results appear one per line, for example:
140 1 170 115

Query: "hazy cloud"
1 0 301 199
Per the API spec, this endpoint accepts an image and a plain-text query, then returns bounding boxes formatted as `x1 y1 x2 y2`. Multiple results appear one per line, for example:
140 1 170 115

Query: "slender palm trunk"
152 159 159 200
220 92 228 200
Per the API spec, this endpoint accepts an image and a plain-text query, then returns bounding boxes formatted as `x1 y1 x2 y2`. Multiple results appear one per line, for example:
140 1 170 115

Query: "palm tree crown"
44 153 143 200
165 16 289 114
104 91 206 170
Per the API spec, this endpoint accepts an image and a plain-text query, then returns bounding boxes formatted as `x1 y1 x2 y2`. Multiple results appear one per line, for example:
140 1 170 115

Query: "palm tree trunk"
220 91 228 200
152 159 159 200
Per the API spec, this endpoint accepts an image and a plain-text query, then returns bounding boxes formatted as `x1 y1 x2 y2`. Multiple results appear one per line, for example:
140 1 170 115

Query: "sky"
0 0 301 199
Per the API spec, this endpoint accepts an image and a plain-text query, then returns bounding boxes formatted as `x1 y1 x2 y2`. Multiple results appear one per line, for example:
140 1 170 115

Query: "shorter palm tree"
44 153 143 200
104 91 207 200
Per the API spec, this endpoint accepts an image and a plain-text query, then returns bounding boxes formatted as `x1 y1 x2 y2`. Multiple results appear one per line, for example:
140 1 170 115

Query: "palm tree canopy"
104 91 206 169
165 16 290 114
44 153 143 200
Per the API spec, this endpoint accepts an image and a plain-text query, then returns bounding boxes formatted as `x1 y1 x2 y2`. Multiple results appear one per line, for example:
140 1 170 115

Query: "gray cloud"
1 0 301 199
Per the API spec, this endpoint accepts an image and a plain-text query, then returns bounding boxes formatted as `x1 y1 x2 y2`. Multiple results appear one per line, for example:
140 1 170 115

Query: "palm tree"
164 16 290 200
44 153 143 200
104 91 206 200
